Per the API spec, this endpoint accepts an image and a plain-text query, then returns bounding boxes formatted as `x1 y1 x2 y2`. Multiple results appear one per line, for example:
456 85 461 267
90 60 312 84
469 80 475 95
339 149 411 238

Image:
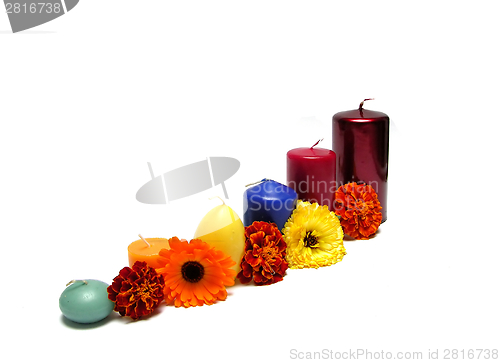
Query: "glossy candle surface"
243 179 297 231
59 280 114 324
194 200 245 275
332 104 389 222
128 238 170 269
286 147 336 211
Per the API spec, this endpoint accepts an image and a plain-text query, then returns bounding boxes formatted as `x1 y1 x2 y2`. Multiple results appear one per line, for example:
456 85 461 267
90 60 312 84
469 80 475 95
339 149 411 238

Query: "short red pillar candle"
286 141 337 211
332 99 389 222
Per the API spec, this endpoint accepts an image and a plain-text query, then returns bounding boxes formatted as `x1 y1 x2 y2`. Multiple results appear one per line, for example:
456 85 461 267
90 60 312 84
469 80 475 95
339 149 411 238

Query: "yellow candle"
128 236 170 269
194 198 245 275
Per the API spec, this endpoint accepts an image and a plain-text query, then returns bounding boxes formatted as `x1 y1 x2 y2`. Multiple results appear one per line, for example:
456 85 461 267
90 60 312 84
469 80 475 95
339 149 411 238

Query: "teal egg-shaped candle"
59 279 114 324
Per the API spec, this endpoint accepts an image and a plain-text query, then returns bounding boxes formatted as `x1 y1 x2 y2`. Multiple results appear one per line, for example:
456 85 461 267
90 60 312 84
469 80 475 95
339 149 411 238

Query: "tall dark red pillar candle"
332 99 389 222
287 140 336 211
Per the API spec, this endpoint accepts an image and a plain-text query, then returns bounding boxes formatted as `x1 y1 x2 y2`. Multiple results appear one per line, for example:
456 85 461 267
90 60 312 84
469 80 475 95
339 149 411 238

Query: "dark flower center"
304 231 319 248
181 261 205 283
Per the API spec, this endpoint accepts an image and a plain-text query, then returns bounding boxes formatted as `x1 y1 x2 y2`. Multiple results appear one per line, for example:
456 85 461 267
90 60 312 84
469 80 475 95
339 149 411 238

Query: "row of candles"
60 100 390 324
129 98 390 271
248 98 389 224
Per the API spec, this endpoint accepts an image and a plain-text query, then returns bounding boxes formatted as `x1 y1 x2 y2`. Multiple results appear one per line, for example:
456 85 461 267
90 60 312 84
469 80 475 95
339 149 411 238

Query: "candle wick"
66 279 88 286
138 234 151 247
244 178 269 187
359 98 375 110
310 139 323 149
209 196 226 205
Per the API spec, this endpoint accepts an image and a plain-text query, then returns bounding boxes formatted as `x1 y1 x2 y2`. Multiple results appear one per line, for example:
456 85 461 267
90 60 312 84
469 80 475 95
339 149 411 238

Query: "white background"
1 1 499 362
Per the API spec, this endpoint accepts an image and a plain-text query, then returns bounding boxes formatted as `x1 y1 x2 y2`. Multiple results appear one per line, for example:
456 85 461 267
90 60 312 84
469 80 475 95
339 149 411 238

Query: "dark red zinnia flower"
107 261 165 319
237 221 288 286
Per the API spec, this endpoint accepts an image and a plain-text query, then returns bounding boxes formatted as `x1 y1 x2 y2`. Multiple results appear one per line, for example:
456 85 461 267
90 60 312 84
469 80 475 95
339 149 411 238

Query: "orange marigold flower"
107 261 165 320
334 182 382 239
156 237 236 308
237 221 288 286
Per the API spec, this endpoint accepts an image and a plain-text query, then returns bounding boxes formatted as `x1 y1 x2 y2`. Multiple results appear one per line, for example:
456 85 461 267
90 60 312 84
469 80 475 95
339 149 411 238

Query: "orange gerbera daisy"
155 237 236 308
334 182 382 239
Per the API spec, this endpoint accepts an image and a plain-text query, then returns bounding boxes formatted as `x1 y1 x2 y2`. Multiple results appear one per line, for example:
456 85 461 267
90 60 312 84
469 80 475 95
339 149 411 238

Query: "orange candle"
127 235 171 269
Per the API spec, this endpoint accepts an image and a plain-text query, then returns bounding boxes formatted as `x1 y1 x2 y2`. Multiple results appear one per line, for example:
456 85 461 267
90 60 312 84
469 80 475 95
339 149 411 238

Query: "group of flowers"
107 237 237 318
107 182 382 320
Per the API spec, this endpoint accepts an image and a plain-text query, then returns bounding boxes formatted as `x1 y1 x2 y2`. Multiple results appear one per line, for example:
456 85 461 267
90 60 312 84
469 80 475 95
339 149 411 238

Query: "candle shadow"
60 312 120 329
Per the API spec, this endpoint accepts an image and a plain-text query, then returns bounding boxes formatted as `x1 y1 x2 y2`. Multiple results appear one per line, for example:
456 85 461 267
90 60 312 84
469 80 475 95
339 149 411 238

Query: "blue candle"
243 179 298 231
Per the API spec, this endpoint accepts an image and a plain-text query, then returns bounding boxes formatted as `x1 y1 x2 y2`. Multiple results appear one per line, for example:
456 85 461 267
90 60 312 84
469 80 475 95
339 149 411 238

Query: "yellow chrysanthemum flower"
282 200 346 269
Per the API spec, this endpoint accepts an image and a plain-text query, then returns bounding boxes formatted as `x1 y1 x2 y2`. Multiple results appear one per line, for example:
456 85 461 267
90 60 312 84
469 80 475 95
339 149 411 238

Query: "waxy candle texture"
59 280 114 324
194 199 245 275
243 179 297 231
332 101 389 222
286 146 337 211
128 237 170 269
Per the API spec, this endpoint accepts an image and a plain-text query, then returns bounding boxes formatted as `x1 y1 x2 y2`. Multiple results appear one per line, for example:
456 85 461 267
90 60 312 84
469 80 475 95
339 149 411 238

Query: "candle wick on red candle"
310 139 323 149
138 234 151 247
359 98 375 110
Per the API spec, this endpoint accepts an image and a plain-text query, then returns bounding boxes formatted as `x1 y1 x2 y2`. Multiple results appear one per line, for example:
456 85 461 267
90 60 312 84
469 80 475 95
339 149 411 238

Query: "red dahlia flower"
237 221 288 285
107 261 165 319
